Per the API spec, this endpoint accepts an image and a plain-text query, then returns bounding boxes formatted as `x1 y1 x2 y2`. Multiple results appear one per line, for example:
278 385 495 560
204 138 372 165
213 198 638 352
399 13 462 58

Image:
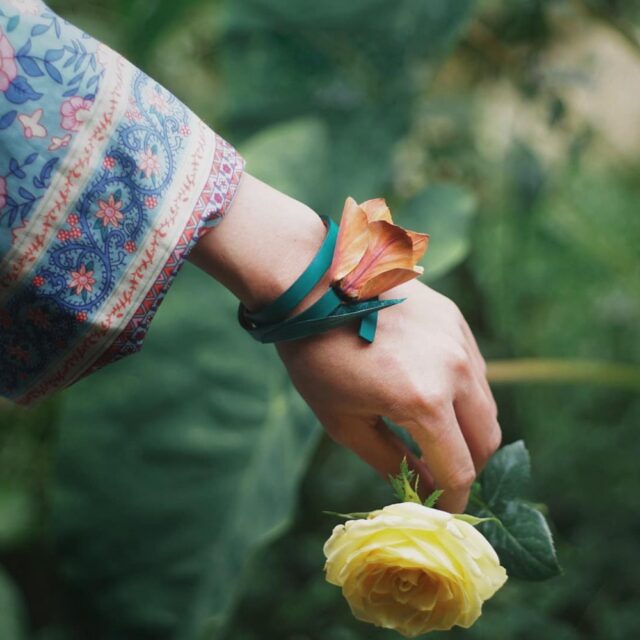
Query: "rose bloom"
324 502 507 638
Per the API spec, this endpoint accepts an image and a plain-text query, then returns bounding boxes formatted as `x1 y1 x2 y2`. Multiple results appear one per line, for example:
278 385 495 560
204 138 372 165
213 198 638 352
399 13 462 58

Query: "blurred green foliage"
1 0 639 639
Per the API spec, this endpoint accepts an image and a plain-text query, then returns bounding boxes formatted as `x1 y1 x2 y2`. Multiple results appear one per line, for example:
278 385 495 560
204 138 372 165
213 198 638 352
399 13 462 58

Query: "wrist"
189 173 327 310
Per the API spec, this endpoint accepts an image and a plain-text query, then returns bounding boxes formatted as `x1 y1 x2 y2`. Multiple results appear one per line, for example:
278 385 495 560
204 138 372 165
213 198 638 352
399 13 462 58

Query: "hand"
189 172 500 513
276 279 501 513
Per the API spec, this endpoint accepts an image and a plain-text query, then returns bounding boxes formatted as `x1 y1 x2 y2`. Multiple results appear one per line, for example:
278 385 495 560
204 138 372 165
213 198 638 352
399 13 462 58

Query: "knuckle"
449 348 472 379
414 390 449 421
446 466 476 492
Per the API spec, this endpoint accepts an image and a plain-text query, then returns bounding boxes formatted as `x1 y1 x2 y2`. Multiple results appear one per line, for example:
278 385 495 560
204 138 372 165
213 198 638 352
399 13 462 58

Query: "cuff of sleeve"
89 134 245 368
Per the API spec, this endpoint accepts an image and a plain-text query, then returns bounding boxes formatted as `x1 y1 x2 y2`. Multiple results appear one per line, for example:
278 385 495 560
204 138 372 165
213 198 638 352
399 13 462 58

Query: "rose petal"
330 196 370 281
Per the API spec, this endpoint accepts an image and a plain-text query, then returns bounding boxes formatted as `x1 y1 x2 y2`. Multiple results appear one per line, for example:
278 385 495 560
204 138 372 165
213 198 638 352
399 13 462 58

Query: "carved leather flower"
330 197 429 300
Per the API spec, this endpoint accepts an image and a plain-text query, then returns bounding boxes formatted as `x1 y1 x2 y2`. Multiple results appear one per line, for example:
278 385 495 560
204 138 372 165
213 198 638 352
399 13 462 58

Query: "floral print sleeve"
0 0 244 405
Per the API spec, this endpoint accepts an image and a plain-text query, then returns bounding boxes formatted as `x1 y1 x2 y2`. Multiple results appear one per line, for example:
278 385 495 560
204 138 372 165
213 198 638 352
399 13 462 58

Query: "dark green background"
1 1 639 639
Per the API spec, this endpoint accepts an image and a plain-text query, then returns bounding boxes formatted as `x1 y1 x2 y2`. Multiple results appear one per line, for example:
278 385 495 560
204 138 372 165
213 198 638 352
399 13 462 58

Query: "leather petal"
360 198 392 223
339 221 414 297
358 267 423 299
330 196 370 281
407 230 429 262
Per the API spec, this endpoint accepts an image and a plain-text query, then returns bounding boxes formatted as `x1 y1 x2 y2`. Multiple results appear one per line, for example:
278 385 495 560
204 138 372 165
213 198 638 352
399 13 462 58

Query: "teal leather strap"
237 213 405 343
241 215 338 325
249 296 405 344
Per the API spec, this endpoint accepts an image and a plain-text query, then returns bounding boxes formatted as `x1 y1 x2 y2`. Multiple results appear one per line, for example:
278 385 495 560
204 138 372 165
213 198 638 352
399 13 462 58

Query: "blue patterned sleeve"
0 0 245 405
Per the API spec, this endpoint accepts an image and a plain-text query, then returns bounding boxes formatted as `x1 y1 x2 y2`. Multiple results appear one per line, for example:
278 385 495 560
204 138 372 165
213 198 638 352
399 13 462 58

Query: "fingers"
322 414 435 496
456 321 501 472
454 379 501 474
460 319 497 412
400 398 476 513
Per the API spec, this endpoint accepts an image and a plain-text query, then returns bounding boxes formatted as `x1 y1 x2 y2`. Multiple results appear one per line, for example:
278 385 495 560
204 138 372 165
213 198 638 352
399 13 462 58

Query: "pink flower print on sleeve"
146 86 170 115
60 96 94 132
0 28 17 92
68 265 96 296
0 176 7 210
48 134 72 151
5 0 43 16
138 148 161 179
18 108 47 138
96 194 124 228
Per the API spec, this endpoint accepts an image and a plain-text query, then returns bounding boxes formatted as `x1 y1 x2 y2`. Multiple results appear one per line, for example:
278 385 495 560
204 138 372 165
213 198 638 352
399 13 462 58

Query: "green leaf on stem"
467 441 561 581
322 511 372 520
453 513 496 526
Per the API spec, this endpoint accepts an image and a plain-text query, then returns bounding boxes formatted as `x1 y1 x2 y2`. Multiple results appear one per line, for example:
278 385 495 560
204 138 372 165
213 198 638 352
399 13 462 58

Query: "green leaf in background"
468 441 561 581
481 438 531 504
240 117 330 209
0 567 27 640
324 109 405 214
219 0 476 222
53 267 320 640
398 183 477 281
0 486 36 550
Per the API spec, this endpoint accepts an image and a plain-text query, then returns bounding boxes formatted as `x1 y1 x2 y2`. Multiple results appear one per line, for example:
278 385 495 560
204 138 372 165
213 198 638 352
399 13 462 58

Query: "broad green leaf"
53 266 320 640
468 441 561 581
241 0 386 27
470 498 560 581
398 183 477 281
322 109 404 215
118 0 210 65
219 0 475 150
240 118 330 209
0 486 36 549
220 0 476 224
482 440 531 506
0 567 26 640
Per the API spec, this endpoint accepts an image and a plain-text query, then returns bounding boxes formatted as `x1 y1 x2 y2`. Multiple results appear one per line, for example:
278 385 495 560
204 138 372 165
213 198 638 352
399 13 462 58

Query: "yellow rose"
323 502 507 637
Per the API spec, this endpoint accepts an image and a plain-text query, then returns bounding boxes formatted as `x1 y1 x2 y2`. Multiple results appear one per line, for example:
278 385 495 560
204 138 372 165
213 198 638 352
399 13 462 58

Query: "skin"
189 173 501 513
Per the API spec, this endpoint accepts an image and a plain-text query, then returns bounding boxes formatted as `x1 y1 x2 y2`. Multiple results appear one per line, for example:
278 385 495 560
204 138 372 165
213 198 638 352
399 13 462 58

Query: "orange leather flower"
330 197 429 300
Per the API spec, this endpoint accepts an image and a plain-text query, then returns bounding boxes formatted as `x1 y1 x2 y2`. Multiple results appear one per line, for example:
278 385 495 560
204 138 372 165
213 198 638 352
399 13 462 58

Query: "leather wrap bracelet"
238 215 404 343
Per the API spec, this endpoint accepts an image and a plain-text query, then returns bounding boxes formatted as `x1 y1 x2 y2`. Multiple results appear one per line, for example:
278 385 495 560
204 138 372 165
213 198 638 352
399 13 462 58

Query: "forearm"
188 173 327 311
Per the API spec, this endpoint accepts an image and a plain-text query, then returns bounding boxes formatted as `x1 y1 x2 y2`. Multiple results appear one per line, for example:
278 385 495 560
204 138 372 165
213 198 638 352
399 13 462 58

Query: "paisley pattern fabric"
0 0 244 404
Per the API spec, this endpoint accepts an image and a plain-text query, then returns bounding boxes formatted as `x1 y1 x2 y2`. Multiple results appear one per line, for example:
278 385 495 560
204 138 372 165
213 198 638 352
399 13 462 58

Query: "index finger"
400 400 476 513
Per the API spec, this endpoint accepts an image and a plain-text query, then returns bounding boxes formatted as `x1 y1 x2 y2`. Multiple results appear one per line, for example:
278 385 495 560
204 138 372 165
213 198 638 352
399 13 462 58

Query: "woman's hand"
190 173 500 513
276 279 500 513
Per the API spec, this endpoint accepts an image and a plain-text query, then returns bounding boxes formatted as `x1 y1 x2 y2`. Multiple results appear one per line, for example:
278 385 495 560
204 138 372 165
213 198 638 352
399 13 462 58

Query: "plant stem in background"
487 358 640 391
